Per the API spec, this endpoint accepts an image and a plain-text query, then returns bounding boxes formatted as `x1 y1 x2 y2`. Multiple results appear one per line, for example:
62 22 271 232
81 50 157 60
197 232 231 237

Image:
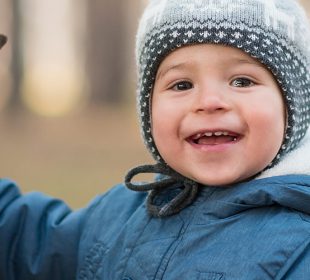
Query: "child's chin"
195 172 260 187
192 175 245 187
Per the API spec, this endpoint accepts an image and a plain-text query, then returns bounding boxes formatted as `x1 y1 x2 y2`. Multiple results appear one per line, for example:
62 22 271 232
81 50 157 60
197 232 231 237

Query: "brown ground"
0 104 152 209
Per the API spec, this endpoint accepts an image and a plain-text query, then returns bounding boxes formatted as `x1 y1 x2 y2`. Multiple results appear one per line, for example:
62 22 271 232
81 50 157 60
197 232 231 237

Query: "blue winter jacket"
0 131 310 279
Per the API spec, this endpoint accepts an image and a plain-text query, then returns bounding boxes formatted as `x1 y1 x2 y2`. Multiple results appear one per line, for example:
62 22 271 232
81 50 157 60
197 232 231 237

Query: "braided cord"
125 164 199 217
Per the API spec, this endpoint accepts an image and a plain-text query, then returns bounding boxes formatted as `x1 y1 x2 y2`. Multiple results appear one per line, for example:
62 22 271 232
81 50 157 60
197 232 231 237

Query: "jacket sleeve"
0 178 96 280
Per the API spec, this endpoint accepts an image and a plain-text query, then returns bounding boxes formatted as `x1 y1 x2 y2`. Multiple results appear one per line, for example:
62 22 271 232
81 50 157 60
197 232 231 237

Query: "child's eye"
171 81 193 91
231 78 254 88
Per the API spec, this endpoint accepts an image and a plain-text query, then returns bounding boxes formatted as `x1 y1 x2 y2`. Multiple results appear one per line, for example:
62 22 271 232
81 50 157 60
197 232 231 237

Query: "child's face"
152 44 286 186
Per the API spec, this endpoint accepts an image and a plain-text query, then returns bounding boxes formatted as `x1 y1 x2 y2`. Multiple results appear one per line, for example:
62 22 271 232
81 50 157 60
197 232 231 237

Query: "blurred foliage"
0 1 149 208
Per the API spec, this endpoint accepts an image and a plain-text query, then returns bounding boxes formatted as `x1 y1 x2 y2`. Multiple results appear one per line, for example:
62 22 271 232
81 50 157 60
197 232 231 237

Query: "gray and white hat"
136 0 310 166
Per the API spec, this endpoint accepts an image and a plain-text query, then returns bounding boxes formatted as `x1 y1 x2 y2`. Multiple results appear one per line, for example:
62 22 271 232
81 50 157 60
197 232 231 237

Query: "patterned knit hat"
136 0 310 166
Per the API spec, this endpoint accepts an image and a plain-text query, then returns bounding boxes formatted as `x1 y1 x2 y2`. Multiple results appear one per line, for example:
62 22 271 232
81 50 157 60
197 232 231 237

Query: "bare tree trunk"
9 0 24 110
86 0 126 104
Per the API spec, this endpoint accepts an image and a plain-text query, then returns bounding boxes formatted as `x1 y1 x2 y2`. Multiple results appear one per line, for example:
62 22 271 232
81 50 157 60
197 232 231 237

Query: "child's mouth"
189 131 240 145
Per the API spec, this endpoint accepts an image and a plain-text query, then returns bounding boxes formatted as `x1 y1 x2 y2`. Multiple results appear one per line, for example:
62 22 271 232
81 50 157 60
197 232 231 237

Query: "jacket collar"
196 174 310 219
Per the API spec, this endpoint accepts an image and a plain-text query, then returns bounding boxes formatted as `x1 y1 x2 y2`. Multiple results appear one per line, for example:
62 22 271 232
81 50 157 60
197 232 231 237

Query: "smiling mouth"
189 131 240 145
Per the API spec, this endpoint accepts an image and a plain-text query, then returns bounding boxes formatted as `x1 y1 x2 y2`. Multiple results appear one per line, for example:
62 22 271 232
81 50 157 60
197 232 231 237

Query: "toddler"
1 0 310 279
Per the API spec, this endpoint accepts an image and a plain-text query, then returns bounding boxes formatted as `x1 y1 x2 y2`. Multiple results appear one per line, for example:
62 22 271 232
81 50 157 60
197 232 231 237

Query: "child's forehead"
157 44 266 72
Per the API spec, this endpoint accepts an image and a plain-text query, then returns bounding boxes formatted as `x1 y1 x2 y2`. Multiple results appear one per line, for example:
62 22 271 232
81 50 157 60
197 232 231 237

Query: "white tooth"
204 132 213 137
223 132 229 136
194 133 202 139
214 132 223 136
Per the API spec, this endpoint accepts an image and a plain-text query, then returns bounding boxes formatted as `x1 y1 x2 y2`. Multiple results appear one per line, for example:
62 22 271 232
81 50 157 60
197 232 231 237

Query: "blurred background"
0 1 309 208
0 0 152 208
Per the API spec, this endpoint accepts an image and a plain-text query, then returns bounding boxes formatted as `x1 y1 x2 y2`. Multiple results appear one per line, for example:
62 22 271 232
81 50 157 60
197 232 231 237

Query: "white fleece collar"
258 129 310 179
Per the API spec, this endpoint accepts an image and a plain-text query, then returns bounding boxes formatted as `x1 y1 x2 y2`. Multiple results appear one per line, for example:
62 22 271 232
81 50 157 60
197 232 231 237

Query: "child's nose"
193 83 230 114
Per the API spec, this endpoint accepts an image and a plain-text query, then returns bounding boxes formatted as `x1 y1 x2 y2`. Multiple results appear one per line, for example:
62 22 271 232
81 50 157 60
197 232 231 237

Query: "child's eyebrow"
234 58 266 69
156 62 188 81
156 57 266 81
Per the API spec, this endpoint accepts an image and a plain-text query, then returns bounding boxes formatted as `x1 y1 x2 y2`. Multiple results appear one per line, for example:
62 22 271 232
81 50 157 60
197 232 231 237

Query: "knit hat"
0 34 7 49
126 0 310 217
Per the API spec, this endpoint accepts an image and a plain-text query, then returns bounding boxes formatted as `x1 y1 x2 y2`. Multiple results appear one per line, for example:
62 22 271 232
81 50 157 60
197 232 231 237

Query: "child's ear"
0 35 7 49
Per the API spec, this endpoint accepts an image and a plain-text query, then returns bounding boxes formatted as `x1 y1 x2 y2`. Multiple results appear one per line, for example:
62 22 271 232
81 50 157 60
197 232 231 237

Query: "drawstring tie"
125 163 199 217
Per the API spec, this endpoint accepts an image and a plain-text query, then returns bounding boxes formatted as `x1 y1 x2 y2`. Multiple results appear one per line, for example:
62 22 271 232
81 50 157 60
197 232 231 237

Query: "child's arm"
0 178 90 280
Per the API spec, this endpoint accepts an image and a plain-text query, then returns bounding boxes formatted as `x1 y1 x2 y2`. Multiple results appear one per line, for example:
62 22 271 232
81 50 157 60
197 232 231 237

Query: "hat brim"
0 34 7 49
